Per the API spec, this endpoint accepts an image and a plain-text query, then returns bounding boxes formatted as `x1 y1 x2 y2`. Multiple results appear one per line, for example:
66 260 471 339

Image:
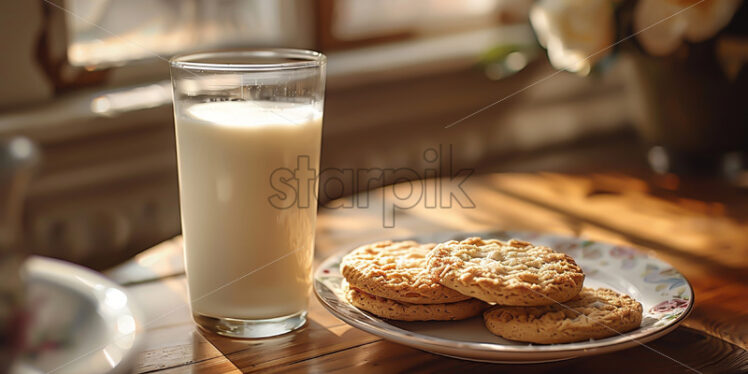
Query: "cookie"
342 280 488 321
340 240 470 304
426 237 585 306
483 287 643 344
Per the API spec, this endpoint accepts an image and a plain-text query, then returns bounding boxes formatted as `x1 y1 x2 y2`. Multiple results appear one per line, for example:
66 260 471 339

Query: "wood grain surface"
109 173 748 373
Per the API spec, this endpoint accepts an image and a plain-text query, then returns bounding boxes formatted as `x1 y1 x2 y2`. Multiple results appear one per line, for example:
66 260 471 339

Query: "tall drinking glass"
169 49 325 338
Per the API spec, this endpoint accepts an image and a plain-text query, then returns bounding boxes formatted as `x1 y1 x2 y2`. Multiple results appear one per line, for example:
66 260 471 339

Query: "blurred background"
0 0 746 270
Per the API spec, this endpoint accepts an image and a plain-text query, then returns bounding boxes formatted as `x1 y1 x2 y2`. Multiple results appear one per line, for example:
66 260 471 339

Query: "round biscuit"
342 280 489 321
426 237 585 306
341 240 470 304
483 287 643 344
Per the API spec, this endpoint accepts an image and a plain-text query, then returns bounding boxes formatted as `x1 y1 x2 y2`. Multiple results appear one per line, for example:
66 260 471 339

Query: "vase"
626 40 748 175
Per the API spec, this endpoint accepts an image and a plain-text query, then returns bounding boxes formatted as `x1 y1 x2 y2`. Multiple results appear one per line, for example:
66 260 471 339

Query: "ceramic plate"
12 257 144 374
314 231 693 363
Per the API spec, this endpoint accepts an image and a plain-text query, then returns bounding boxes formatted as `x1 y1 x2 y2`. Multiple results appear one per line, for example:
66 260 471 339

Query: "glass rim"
169 48 326 72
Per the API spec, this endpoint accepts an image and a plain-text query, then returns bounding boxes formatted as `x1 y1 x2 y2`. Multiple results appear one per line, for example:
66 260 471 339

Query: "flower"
610 246 640 259
530 0 615 75
610 246 643 269
650 298 689 313
643 264 686 290
634 0 742 56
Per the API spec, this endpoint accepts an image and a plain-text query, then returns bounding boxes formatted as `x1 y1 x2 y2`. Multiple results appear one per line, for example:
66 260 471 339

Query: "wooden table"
108 172 748 373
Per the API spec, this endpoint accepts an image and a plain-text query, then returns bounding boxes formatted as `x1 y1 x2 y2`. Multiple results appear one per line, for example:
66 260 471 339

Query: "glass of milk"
169 49 325 338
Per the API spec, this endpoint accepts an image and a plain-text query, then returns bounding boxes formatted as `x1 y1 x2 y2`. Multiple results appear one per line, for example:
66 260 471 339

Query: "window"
65 0 311 68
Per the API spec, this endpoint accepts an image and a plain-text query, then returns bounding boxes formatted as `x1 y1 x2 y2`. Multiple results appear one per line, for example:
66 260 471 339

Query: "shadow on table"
266 326 746 374
188 321 746 373
418 327 746 374
194 317 376 372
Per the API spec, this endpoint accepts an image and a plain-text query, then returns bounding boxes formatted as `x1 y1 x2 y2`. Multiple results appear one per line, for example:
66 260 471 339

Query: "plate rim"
21 256 145 374
313 231 694 360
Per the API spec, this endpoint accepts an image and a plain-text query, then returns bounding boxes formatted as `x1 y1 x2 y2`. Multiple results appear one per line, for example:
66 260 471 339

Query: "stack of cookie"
340 237 643 344
340 241 490 321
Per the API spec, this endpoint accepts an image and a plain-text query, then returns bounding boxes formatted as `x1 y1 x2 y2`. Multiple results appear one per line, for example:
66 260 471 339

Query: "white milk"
175 101 321 320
